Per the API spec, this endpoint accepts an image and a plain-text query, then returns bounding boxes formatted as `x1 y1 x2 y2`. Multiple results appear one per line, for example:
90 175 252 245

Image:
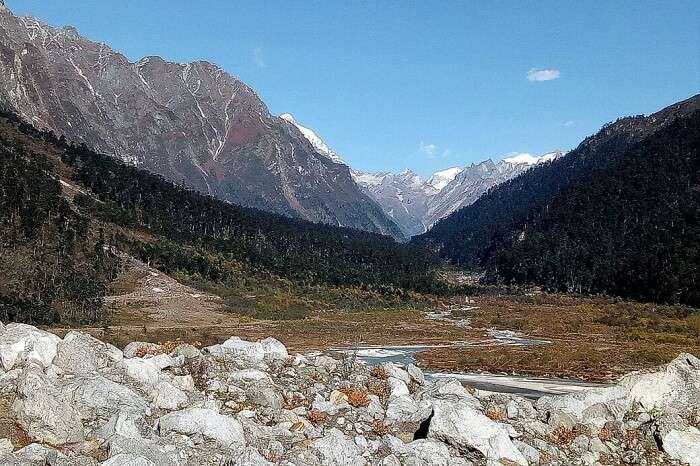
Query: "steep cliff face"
0 6 403 239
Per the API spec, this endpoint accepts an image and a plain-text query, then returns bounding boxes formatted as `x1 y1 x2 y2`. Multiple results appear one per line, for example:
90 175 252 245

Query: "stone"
623 352 700 415
421 378 480 406
172 374 196 392
123 342 159 358
536 385 628 422
259 337 289 362
397 439 466 466
661 426 700 466
224 446 274 465
314 355 338 371
0 438 12 455
249 385 282 409
514 440 540 465
387 377 410 399
382 363 411 385
101 454 156 466
428 398 527 465
119 358 165 387
407 364 425 385
171 343 201 360
157 407 246 449
60 374 148 418
312 395 340 416
97 411 144 441
229 368 271 384
0 323 61 370
385 395 432 425
151 380 189 410
54 331 122 375
330 389 349 405
580 402 615 428
310 428 365 466
11 365 84 445
547 410 576 430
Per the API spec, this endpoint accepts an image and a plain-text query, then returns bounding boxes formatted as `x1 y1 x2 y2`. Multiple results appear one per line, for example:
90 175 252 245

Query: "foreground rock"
0 324 696 465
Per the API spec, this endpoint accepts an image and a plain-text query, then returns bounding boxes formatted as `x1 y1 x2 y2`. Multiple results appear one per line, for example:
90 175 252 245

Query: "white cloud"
253 47 265 68
562 120 575 127
419 142 450 159
526 68 560 82
419 141 437 157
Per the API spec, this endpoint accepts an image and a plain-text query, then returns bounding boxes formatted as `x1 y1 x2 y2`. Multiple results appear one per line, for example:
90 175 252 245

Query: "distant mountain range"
351 152 564 237
0 4 404 240
282 110 565 238
0 4 570 242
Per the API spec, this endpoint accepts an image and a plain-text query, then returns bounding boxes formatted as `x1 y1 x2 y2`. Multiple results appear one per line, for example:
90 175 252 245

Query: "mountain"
427 167 462 190
353 152 562 238
422 152 564 229
0 5 403 240
279 113 345 165
350 169 437 237
416 95 700 305
0 109 440 324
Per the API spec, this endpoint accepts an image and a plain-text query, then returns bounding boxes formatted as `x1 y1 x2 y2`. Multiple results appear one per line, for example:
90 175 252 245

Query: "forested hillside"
0 111 441 324
416 96 699 305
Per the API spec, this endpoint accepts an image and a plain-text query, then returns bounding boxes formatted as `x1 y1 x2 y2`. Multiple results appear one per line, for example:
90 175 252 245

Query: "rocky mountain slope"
0 4 403 239
353 153 563 238
418 95 700 305
0 323 698 465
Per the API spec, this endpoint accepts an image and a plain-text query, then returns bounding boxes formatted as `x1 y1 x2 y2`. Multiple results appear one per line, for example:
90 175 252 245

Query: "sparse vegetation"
342 388 370 408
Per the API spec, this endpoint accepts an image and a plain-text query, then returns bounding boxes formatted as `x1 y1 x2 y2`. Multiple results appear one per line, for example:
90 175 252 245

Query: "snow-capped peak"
280 113 344 164
427 167 463 191
502 151 563 166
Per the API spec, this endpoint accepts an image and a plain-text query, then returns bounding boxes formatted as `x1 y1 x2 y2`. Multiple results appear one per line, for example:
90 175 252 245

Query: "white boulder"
310 428 365 466
101 454 156 466
157 407 246 449
428 398 527 465
151 380 189 410
61 374 148 418
385 395 432 425
11 364 84 445
0 323 61 370
54 331 122 375
661 426 700 466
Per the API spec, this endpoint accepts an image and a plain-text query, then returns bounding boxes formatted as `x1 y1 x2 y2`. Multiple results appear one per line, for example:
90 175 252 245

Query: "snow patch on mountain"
280 113 345 164
503 151 562 166
427 167 463 190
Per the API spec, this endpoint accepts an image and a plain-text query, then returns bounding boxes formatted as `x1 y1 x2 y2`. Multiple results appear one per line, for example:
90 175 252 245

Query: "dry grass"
307 409 327 425
282 393 307 410
598 426 613 442
367 378 390 403
370 366 389 380
485 405 505 421
371 419 389 436
552 426 577 445
418 293 700 381
342 388 370 408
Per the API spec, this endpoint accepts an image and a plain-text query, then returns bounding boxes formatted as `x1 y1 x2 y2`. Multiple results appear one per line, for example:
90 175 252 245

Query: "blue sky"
8 0 700 177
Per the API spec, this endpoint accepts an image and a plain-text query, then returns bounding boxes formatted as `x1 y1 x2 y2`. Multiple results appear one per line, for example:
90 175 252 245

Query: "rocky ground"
0 323 698 465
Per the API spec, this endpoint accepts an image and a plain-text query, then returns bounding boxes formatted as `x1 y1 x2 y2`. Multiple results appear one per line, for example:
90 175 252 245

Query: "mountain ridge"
416 94 700 305
0 6 405 240
351 151 564 237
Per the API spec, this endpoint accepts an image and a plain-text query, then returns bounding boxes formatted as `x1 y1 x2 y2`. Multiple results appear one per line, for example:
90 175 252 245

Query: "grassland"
49 260 700 382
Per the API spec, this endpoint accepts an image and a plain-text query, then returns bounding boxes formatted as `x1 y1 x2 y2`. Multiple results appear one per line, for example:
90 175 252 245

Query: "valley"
0 2 697 464
48 257 700 390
